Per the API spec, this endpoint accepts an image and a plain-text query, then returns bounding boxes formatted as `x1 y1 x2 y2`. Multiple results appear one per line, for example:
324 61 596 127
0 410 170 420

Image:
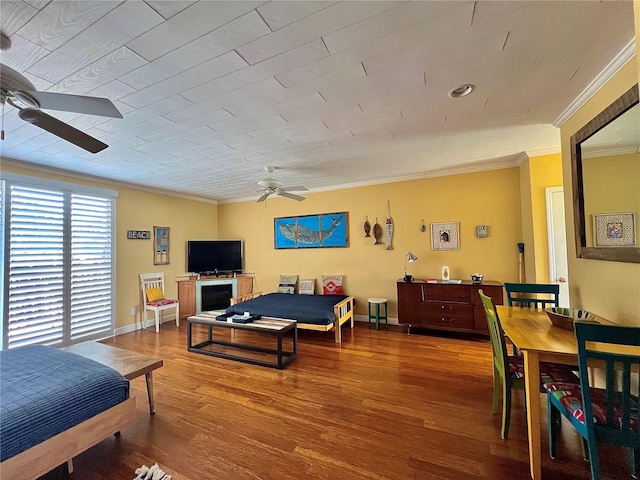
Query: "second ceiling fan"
256 166 308 202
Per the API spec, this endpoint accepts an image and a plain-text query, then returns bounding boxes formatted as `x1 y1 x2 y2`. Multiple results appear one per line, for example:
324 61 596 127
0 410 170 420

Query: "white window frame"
0 172 118 350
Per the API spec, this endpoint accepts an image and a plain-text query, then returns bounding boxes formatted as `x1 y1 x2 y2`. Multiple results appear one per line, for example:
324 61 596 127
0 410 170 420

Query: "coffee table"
187 312 297 369
63 341 163 414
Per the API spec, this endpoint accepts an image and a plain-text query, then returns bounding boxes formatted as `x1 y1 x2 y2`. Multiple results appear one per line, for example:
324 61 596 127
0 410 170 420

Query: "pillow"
322 275 344 295
299 279 315 295
277 275 298 294
145 287 165 302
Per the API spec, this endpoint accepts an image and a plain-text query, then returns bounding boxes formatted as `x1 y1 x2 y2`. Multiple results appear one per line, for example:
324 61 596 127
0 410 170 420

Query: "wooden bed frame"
0 396 136 480
231 292 355 343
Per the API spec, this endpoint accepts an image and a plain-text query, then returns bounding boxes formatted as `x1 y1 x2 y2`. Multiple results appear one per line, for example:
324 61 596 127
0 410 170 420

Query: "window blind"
1 179 115 349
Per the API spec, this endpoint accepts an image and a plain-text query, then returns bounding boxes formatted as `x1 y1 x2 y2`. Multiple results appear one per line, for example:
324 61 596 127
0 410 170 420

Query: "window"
1 173 117 349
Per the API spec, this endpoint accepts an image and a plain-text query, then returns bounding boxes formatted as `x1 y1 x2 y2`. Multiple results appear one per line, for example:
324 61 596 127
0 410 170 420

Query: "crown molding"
221 157 528 204
554 40 637 127
0 157 219 205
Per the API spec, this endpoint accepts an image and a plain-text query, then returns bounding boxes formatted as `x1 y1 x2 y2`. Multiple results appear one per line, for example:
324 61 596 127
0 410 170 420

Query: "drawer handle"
441 317 454 322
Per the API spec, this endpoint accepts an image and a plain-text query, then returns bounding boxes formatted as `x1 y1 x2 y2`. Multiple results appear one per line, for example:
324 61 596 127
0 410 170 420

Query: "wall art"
274 212 348 249
153 226 170 265
431 221 460 250
593 213 636 247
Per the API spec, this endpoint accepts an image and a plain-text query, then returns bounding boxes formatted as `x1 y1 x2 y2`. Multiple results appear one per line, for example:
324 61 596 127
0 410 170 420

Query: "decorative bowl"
545 307 596 331
470 273 484 284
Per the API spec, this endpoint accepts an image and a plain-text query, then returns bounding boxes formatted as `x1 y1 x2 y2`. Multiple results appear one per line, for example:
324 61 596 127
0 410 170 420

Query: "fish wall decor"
373 218 382 245
386 200 393 250
364 216 371 237
274 212 349 249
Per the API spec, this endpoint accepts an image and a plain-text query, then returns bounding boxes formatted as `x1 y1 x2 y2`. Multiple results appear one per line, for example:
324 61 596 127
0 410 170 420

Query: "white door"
546 187 570 307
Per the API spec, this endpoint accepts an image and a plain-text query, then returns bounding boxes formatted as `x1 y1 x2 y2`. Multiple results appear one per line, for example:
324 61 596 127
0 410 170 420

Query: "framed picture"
153 226 170 265
431 222 460 250
274 212 348 249
593 213 636 247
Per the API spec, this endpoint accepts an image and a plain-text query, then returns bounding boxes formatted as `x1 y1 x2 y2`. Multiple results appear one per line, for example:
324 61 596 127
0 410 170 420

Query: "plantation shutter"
6 185 65 348
70 194 113 341
1 175 116 349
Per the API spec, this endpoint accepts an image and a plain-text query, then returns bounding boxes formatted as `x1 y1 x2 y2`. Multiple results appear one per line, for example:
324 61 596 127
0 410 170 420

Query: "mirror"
571 84 640 263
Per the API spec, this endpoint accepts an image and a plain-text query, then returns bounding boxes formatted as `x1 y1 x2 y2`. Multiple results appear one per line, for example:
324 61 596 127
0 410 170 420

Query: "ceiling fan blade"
257 192 271 203
20 90 123 118
277 191 305 201
18 108 108 153
279 186 308 192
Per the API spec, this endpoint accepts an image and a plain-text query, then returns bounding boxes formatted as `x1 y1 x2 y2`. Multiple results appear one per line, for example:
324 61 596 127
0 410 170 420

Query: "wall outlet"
130 307 136 316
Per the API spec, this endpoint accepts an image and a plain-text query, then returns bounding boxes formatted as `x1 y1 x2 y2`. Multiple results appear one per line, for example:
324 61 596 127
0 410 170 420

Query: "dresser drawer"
422 302 474 329
422 285 471 302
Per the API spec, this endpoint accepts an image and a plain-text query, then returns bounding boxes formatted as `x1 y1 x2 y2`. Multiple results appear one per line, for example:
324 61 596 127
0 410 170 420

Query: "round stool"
368 298 388 330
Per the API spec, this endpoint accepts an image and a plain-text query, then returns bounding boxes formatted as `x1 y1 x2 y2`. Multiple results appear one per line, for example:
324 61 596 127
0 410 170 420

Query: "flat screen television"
186 240 243 274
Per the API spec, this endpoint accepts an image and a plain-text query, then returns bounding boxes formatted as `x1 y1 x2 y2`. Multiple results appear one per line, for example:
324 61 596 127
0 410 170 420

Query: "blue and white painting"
274 212 348 249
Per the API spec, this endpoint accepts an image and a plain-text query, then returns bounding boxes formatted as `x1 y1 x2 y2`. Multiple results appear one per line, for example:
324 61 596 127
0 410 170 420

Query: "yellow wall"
560 59 639 323
528 154 564 283
583 153 640 246
219 168 523 318
519 158 535 282
0 163 218 329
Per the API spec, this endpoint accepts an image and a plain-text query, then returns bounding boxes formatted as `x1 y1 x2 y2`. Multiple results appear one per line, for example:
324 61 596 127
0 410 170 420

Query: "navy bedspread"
0 345 130 462
226 293 350 326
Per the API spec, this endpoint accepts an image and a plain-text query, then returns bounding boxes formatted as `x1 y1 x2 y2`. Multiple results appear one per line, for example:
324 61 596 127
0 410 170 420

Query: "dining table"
496 305 624 479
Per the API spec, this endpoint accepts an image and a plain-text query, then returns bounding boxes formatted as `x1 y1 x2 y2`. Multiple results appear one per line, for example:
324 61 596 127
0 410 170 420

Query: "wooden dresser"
177 275 253 322
396 280 503 334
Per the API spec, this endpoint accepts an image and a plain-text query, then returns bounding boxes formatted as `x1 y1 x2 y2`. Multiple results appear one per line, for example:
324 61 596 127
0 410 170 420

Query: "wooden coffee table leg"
145 372 155 414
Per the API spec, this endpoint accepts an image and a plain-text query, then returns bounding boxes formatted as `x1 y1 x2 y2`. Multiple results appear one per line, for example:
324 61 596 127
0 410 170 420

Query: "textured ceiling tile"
126 1 264 62
256 1 337 31
0 1 38 36
236 1 398 65
87 79 137 102
181 38 329 104
144 0 197 20
164 77 283 123
118 51 248 109
120 11 270 90
48 46 147 95
96 94 192 133
322 1 469 55
17 1 120 51
0 34 49 71
27 1 163 83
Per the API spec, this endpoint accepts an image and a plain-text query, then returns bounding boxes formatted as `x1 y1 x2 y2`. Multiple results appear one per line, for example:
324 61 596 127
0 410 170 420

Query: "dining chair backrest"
575 321 640 449
504 282 559 309
479 290 510 381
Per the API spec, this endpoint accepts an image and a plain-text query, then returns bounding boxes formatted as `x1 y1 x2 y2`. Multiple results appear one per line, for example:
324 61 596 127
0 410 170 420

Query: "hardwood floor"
63 322 628 480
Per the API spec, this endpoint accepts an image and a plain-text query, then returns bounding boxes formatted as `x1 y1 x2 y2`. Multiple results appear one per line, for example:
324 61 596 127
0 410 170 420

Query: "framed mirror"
570 84 639 263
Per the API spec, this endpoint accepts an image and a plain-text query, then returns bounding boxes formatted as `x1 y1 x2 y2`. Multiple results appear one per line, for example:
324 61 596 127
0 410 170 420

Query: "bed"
228 292 355 343
0 345 136 480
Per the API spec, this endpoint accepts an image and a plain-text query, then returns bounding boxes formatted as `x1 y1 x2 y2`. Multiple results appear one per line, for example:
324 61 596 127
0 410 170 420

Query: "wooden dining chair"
140 273 179 333
545 322 640 480
479 290 579 439
504 282 560 309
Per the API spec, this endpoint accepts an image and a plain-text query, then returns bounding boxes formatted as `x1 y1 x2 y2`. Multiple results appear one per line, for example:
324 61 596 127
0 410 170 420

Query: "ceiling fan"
0 33 122 154
256 166 308 202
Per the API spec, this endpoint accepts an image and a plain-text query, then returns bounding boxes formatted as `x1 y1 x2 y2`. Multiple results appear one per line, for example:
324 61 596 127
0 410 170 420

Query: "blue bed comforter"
226 293 350 325
0 345 130 462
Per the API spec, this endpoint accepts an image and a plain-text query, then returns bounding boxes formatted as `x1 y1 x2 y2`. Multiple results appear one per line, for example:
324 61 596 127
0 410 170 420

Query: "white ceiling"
0 0 636 203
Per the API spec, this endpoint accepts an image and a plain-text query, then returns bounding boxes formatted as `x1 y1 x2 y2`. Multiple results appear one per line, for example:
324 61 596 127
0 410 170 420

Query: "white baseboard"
114 314 178 336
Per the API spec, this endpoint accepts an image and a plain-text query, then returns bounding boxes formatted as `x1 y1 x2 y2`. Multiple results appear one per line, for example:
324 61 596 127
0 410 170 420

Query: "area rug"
133 463 172 480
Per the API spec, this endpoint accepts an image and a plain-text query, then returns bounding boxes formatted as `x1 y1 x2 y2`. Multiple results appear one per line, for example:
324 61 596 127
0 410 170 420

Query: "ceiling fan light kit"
1 32 122 154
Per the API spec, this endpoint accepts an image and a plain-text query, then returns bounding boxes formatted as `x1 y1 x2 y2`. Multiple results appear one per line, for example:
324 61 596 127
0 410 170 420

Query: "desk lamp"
404 251 418 282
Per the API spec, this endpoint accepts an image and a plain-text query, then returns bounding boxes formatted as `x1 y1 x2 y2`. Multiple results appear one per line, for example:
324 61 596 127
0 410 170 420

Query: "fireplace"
200 284 233 311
